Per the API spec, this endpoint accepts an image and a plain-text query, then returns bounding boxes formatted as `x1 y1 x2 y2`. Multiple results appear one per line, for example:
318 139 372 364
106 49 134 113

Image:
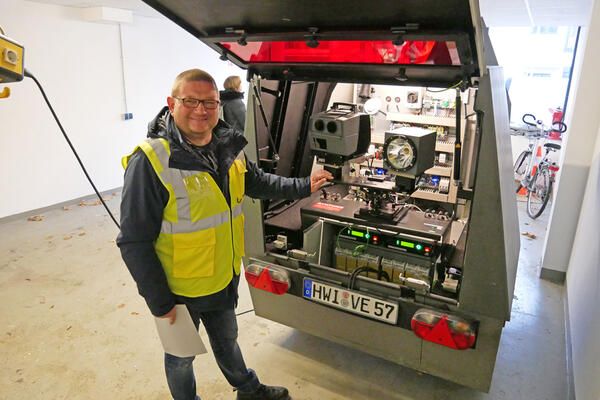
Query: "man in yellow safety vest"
117 69 332 400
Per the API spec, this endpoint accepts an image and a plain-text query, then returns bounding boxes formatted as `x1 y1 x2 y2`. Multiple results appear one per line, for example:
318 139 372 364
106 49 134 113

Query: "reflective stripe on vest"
122 138 246 297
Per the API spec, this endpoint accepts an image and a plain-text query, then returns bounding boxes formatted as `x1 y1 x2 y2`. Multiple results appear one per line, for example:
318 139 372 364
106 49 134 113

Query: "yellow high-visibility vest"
122 138 246 297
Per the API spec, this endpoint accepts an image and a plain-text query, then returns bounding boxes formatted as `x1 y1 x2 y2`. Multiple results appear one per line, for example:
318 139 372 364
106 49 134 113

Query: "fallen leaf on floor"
130 311 139 316
66 326 72 331
79 200 103 206
78 232 86 236
25 278 31 281
49 305 54 309
63 235 72 240
521 232 537 239
15 378 23 383
27 215 44 222
117 304 126 309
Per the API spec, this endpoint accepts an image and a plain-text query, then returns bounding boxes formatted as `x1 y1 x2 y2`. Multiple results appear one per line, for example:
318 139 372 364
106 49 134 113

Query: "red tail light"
245 263 291 295
411 309 476 350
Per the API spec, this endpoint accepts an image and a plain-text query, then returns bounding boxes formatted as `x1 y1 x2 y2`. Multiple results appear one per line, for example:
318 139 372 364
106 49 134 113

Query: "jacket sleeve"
223 100 246 131
244 158 311 200
116 151 176 317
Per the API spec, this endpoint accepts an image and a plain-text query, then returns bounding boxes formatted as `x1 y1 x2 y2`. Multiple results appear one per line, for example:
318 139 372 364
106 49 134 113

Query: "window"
489 26 578 126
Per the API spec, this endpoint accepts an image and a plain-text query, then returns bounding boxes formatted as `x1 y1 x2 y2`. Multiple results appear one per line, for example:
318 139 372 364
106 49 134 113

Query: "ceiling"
28 0 162 17
479 0 593 27
28 0 594 26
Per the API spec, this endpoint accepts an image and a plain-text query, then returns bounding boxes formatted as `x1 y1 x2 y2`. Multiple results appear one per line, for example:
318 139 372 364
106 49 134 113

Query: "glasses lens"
203 100 219 109
182 98 200 108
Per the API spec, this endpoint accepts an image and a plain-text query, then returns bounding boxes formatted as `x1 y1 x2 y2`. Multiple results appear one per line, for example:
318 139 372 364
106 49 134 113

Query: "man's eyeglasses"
174 97 220 110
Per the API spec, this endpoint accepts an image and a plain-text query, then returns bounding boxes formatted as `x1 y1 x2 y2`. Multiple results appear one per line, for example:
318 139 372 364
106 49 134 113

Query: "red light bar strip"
220 40 459 66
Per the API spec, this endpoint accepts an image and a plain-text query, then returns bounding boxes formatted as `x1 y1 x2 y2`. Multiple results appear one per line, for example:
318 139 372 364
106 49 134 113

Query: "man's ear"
167 96 175 113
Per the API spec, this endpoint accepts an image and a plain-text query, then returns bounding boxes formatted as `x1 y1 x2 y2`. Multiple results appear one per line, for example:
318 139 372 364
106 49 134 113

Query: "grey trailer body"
143 0 520 391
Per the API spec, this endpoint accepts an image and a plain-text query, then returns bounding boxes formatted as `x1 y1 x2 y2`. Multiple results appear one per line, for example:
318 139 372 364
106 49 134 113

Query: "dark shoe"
236 384 291 400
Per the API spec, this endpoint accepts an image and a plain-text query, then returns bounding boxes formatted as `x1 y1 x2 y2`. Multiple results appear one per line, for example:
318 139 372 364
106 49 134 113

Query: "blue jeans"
164 307 260 400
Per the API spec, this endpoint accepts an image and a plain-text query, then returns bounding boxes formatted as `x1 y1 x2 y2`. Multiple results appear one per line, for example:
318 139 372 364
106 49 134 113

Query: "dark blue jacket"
116 107 310 316
220 89 246 131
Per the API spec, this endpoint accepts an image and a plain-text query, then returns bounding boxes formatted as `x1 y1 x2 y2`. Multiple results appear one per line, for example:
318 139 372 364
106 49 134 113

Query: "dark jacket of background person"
220 89 246 131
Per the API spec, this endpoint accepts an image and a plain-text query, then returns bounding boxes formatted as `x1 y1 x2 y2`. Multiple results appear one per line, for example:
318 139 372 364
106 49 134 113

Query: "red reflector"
411 309 476 350
245 265 290 295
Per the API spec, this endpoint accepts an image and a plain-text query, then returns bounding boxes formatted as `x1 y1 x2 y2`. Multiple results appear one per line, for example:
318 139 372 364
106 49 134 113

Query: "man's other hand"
159 306 177 325
310 169 334 193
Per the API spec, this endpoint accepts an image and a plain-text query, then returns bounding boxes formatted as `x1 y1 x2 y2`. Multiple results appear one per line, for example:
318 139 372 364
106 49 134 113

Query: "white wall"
567 125 600 400
535 0 600 398
540 0 600 278
0 0 244 218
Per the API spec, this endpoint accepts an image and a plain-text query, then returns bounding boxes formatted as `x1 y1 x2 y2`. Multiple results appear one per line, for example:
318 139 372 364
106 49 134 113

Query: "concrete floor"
0 194 567 400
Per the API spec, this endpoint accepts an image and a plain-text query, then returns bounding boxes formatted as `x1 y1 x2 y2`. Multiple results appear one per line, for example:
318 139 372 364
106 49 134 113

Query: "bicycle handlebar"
552 121 568 133
510 127 543 137
522 113 539 127
512 113 568 137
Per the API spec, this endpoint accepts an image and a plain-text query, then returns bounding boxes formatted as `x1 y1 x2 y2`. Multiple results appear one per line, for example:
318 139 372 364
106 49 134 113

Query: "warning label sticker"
311 202 344 212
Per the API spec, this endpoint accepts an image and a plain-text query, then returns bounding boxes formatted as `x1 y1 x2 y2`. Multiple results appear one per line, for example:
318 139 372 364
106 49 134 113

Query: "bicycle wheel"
514 150 531 189
527 167 552 219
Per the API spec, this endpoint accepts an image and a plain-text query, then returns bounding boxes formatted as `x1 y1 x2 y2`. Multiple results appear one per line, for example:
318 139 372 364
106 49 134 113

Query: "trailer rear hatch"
143 0 484 86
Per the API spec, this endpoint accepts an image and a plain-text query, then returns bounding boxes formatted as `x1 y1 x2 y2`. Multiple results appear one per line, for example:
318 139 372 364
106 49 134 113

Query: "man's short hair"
171 69 218 96
223 75 242 91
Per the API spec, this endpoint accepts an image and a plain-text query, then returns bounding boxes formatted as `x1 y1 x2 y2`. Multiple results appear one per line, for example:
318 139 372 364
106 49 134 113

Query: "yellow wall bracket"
0 86 10 98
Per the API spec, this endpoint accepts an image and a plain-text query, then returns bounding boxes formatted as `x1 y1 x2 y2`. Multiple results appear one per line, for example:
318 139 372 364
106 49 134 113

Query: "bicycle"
511 113 567 219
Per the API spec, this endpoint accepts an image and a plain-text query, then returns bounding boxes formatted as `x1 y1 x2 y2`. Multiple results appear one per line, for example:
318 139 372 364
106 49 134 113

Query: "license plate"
302 278 399 324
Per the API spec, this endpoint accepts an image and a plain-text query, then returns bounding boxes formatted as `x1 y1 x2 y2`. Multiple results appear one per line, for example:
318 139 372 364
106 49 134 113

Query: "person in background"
117 68 332 400
220 75 246 131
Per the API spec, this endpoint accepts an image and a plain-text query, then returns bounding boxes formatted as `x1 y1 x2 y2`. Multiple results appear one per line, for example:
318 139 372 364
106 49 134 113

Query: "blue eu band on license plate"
303 278 399 325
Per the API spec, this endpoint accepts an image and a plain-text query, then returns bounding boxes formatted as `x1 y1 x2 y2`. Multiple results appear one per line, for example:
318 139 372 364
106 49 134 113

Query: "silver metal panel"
250 287 504 391
303 220 323 264
249 288 422 370
420 316 504 392
459 67 520 321
461 112 480 190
